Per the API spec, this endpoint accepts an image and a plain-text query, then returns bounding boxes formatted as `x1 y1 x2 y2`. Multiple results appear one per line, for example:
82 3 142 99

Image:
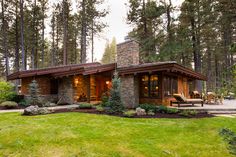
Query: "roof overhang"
7 62 207 81
117 62 207 81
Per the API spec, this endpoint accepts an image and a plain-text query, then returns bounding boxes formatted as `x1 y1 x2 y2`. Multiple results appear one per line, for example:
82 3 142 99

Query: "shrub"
96 105 105 112
28 80 40 106
179 110 198 117
18 99 30 107
123 110 136 118
0 101 18 109
157 105 168 113
108 72 124 114
79 104 93 109
166 108 179 114
147 110 155 116
0 81 15 103
138 104 158 113
100 93 110 107
7 93 24 103
219 128 236 155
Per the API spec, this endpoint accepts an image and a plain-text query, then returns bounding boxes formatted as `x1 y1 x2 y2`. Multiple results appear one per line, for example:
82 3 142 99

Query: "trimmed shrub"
179 110 198 117
79 104 93 109
138 104 158 113
108 72 124 114
0 101 18 109
96 105 105 112
123 110 136 118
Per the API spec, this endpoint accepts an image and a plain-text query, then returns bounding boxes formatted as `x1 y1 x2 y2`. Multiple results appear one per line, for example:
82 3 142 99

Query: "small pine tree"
28 80 40 106
108 72 124 114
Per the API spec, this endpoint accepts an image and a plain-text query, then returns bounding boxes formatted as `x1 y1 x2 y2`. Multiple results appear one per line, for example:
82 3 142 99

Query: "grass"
0 112 235 157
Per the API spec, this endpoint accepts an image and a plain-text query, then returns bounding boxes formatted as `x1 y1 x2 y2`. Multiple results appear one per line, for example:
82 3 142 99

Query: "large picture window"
163 76 178 97
140 74 159 98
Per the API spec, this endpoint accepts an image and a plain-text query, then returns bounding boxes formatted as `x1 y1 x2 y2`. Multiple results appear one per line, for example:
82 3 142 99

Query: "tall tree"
127 0 165 62
1 0 9 77
101 37 117 64
20 0 25 70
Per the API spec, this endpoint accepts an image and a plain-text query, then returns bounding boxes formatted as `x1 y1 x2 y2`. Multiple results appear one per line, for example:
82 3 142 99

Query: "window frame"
163 75 178 97
139 74 160 99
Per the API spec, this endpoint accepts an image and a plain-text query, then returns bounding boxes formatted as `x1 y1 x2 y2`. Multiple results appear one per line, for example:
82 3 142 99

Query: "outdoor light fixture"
75 79 79 86
106 81 110 85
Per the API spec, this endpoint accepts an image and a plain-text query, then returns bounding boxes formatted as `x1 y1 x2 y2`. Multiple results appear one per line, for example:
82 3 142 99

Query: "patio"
171 100 236 113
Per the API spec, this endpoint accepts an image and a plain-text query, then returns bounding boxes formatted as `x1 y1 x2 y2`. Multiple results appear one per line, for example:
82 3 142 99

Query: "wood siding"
21 75 53 95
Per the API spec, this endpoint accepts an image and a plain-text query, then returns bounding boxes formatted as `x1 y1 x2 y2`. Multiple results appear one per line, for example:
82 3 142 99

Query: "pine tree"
101 37 117 64
108 72 124 114
28 80 40 106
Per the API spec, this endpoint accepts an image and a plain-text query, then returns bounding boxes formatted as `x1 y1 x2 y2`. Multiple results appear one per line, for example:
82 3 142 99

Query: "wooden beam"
86 75 91 103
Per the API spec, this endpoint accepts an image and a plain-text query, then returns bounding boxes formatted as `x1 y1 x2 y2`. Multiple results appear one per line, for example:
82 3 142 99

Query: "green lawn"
0 112 235 157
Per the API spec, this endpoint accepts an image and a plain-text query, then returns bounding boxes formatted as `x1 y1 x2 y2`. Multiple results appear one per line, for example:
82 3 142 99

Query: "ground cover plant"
0 112 235 157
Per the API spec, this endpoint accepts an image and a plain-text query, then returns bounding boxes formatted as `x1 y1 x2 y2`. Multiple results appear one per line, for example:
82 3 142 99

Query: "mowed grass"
0 112 235 157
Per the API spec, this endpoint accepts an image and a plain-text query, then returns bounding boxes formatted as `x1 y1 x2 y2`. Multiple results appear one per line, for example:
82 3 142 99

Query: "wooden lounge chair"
170 94 204 107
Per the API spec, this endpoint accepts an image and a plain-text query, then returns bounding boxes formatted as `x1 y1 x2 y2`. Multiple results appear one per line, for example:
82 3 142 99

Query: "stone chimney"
117 38 140 108
117 38 139 68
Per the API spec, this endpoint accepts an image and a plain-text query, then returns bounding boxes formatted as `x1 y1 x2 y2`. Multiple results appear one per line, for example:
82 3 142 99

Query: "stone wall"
117 39 140 108
117 40 139 68
120 75 139 108
58 76 73 104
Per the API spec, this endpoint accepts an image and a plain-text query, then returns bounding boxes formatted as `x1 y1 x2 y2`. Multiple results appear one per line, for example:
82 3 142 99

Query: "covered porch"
73 72 112 103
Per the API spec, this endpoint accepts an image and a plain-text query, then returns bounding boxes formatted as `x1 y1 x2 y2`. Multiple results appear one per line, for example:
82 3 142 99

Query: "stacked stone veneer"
58 76 73 104
117 40 140 108
117 40 139 67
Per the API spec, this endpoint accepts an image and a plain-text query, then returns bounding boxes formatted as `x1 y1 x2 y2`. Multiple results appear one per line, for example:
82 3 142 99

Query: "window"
140 75 149 97
163 76 178 97
140 74 159 98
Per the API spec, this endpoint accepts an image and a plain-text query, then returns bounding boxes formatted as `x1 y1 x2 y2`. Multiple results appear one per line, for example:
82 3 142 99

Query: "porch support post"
86 75 91 103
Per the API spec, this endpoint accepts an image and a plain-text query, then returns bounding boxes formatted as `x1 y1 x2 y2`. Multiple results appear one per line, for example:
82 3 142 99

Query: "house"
7 39 207 107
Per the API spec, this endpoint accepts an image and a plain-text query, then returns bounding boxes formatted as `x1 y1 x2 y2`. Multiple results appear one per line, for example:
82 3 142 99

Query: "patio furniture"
171 94 204 107
206 92 216 104
224 92 235 100
190 91 202 99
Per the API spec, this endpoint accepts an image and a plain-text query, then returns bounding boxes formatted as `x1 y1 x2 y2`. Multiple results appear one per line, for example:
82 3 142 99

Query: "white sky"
48 0 183 62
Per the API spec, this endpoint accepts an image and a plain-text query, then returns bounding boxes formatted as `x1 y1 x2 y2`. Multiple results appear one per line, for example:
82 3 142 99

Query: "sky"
49 0 183 62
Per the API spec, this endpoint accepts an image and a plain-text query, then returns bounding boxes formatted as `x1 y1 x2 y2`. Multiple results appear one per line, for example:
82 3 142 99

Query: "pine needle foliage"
108 72 124 114
28 80 40 106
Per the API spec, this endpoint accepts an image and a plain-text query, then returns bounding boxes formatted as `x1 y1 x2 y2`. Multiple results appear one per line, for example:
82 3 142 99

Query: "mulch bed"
0 106 25 110
52 108 214 119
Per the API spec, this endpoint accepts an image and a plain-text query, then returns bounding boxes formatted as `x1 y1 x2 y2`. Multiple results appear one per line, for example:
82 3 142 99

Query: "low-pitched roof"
7 62 207 81
118 62 207 80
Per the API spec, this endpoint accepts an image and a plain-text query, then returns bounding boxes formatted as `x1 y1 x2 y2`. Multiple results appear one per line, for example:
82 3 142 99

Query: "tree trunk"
2 0 9 77
63 0 68 65
91 20 94 62
190 14 202 92
20 0 25 70
80 0 87 63
166 0 173 60
15 1 20 72
51 14 55 66
41 0 45 67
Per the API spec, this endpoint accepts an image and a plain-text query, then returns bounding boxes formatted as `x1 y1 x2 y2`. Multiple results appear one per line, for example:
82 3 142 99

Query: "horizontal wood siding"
21 76 52 95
